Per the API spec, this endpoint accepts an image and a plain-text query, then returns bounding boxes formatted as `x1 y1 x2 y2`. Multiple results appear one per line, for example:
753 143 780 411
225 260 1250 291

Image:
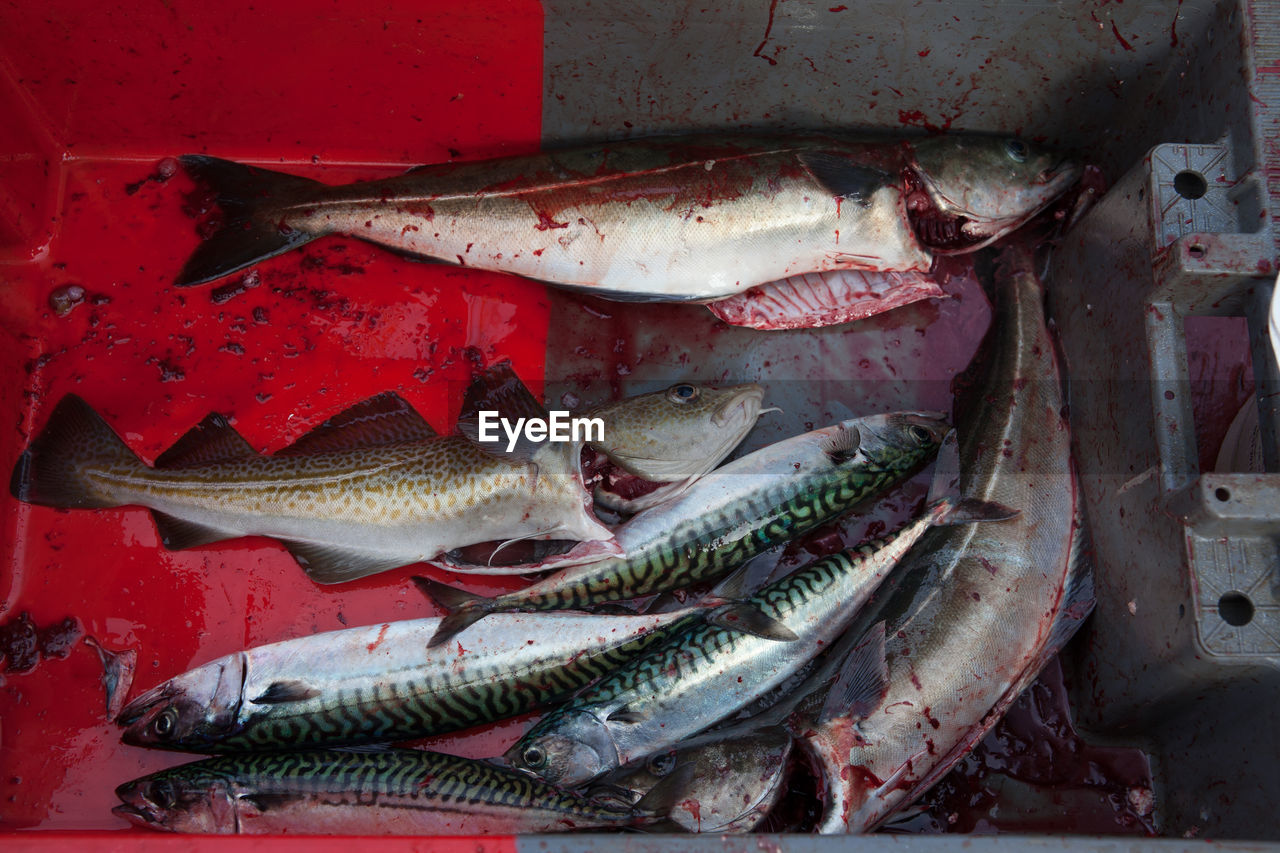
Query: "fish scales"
175 135 1079 333
15 380 767 581
805 244 1086 832
420 413 948 648
115 749 643 834
118 611 700 752
541 459 908 608
510 513 947 787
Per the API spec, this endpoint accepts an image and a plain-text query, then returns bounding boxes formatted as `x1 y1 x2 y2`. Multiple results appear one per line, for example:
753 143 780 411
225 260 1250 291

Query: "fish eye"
151 709 178 739
1004 139 1029 163
667 384 700 404
908 424 934 445
646 751 677 777
147 780 176 810
522 745 547 769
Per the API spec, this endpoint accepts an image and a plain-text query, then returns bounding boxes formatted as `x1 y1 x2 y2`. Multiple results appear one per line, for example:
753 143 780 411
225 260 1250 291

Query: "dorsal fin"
274 393 437 457
456 361 551 465
154 413 257 468
458 361 548 424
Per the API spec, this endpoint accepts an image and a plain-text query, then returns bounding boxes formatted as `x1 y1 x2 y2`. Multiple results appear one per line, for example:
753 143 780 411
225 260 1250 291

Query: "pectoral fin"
155 413 258 468
252 680 321 705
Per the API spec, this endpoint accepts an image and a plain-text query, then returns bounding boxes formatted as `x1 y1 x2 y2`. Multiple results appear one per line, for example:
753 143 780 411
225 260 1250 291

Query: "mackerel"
113 748 665 834
115 608 700 753
174 135 1079 329
418 411 949 647
506 475 1014 786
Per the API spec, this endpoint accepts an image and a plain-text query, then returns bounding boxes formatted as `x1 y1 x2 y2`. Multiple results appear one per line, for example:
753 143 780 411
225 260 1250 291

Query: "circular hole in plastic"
1164 389 1175 400
1217 591 1254 626
1214 486 1231 502
1174 170 1208 200
1188 243 1207 259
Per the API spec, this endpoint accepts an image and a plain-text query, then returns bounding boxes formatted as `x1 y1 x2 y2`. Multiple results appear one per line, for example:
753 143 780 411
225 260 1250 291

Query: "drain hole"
1214 487 1231 502
1218 591 1254 626
1174 170 1208 200
1188 242 1207 259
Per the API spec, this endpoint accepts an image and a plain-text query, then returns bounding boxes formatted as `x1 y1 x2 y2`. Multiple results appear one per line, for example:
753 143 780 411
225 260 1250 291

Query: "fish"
581 380 768 514
587 730 795 833
174 134 1080 329
9 365 762 583
115 608 701 753
793 242 1094 832
112 748 679 834
504 443 1016 787
416 410 950 647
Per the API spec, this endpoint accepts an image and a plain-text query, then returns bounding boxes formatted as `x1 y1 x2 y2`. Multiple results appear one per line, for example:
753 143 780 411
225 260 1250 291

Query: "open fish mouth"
903 161 1081 254
111 802 157 827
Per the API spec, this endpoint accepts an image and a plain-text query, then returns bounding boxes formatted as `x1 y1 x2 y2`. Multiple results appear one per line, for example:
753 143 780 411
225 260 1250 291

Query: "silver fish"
418 410 949 647
115 608 702 753
112 748 673 834
506 449 1014 787
174 135 1079 329
800 243 1094 832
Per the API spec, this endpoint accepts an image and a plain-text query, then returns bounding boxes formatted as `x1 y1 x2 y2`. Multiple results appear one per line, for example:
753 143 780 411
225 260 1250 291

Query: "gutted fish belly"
174 135 1078 326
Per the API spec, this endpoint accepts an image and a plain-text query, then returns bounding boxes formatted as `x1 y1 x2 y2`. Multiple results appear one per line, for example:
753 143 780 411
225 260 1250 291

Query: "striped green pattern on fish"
507 485 1013 787
117 610 699 753
114 749 645 834
423 411 949 647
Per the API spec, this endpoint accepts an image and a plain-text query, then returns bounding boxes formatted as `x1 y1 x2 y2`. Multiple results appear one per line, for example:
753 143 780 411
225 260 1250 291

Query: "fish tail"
10 395 142 508
175 155 324 286
412 576 496 648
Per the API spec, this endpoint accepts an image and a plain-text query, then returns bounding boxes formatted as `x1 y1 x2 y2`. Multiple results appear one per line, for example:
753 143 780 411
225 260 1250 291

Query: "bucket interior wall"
1 0 1275 840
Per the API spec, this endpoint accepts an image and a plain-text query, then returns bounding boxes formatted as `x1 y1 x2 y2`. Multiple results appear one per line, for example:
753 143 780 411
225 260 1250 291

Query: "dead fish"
796 242 1094 832
505 435 1015 788
114 608 701 753
416 411 949 648
112 748 683 834
588 730 795 833
582 380 768 513
9 365 760 583
174 134 1079 329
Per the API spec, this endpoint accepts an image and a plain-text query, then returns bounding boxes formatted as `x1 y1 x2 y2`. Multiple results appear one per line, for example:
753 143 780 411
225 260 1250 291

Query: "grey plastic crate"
537 0 1280 840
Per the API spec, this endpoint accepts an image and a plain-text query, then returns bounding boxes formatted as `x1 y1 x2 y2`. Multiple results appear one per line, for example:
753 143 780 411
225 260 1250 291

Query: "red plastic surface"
0 0 545 835
0 0 1160 841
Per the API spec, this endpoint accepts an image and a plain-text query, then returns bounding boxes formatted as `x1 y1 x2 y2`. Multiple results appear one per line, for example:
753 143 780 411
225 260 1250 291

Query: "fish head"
822 411 949 477
506 710 619 786
906 136 1081 253
590 731 794 833
114 768 238 833
589 382 767 484
116 655 245 750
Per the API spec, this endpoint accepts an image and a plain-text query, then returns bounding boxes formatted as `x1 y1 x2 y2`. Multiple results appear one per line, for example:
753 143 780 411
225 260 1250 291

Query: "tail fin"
10 395 142 508
175 155 325 286
411 576 495 648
